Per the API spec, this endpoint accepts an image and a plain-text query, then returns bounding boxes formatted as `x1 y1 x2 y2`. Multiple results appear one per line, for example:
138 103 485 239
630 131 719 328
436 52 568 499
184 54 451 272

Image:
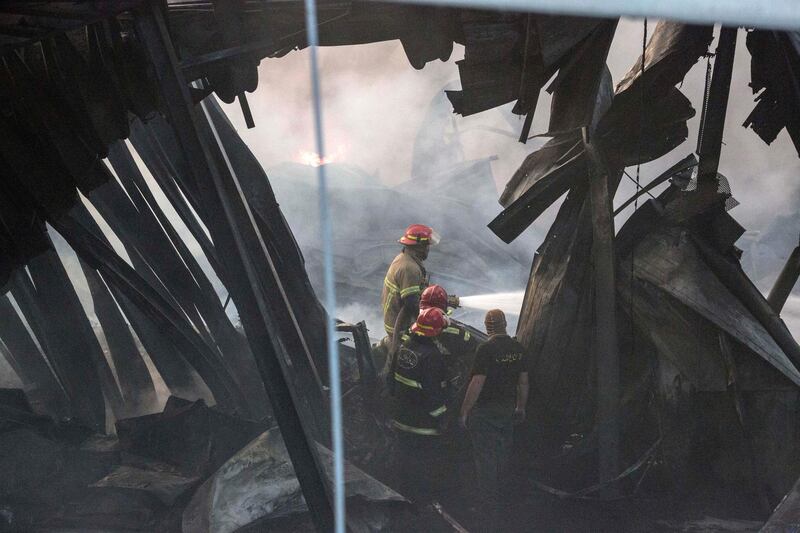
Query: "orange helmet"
420 285 448 311
411 307 448 337
398 224 440 246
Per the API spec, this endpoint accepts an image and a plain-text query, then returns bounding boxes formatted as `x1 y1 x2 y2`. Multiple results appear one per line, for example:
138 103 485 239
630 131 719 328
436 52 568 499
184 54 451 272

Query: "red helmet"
420 285 448 311
411 307 447 337
398 224 440 246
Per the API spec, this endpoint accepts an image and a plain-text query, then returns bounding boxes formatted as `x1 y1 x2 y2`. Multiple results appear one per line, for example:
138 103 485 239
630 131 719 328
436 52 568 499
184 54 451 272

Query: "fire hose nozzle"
448 295 460 309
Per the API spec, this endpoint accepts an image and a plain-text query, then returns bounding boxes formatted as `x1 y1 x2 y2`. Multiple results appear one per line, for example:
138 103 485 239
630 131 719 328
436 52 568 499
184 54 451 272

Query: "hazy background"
219 19 800 331
7 17 795 392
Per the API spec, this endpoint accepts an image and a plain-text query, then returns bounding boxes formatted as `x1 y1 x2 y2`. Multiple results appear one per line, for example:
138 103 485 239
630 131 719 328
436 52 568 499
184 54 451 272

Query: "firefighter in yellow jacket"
378 224 437 373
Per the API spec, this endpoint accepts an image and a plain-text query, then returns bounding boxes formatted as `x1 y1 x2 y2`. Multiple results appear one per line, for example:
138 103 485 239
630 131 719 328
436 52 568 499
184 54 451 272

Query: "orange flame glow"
296 145 346 167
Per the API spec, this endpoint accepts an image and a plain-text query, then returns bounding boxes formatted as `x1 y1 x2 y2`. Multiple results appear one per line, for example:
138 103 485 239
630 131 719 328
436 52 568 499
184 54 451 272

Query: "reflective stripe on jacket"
391 334 447 436
381 251 427 334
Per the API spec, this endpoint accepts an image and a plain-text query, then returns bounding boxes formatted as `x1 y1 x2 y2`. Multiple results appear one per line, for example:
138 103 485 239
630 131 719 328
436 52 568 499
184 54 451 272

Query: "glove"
447 294 460 309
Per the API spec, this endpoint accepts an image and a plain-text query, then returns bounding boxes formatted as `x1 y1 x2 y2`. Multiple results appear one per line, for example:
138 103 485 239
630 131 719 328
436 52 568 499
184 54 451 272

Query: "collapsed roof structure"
1 0 800 531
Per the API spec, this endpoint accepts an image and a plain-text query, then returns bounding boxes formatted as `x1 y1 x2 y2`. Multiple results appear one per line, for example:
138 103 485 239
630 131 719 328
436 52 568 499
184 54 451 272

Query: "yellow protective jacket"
381 250 427 335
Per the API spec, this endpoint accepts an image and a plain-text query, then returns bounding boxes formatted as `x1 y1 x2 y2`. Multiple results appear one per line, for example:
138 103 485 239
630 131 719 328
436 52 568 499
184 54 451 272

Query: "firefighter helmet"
398 224 440 246
420 285 448 311
411 307 447 337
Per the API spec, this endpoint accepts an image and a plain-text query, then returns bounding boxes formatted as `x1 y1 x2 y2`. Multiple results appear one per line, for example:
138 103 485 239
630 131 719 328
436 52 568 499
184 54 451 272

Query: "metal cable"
696 54 714 154
622 170 657 202
303 0 346 530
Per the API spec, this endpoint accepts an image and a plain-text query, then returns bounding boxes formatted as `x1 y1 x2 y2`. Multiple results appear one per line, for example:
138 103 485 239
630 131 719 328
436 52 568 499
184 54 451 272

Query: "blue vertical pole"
303 1 346 531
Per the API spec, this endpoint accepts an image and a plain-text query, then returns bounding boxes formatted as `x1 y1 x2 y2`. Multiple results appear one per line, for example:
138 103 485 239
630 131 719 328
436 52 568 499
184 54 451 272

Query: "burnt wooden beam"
767 238 800 313
584 128 620 489
697 27 737 188
238 92 255 129
132 2 334 530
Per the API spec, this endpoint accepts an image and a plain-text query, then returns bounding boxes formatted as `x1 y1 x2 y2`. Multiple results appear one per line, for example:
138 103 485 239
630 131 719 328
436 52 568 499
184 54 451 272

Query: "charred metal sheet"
205 97 332 381
514 179 597 430
45 33 129 156
615 22 713 98
617 276 730 392
133 4 333 528
547 22 616 136
26 248 126 417
490 136 585 243
115 396 263 476
600 22 711 166
4 43 111 193
744 30 800 156
206 0 259 105
0 295 68 418
398 6 455 70
86 168 216 339
447 14 604 118
90 154 270 417
53 215 249 416
92 465 200 506
64 196 209 402
621 225 800 388
113 288 212 401
0 2 143 51
104 142 271 417
127 119 221 271
603 86 695 167
9 251 114 430
78 258 158 416
499 134 583 207
0 178 50 288
0 108 78 219
447 14 524 116
693 234 800 378
183 427 406 533
763 475 800 532
492 23 707 244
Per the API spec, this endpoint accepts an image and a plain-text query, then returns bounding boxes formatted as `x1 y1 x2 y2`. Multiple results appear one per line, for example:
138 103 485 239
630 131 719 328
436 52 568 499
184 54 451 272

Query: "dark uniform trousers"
468 404 515 504
395 432 448 505
391 335 448 504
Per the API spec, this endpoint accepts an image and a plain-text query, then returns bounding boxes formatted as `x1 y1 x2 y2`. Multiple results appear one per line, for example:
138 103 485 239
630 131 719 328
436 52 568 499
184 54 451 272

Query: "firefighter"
420 284 474 354
391 306 449 504
402 285 477 397
378 224 437 375
459 309 529 517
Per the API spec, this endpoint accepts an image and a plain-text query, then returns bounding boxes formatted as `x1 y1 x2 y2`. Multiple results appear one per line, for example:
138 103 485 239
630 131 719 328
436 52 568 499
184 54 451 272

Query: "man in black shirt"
459 309 529 510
